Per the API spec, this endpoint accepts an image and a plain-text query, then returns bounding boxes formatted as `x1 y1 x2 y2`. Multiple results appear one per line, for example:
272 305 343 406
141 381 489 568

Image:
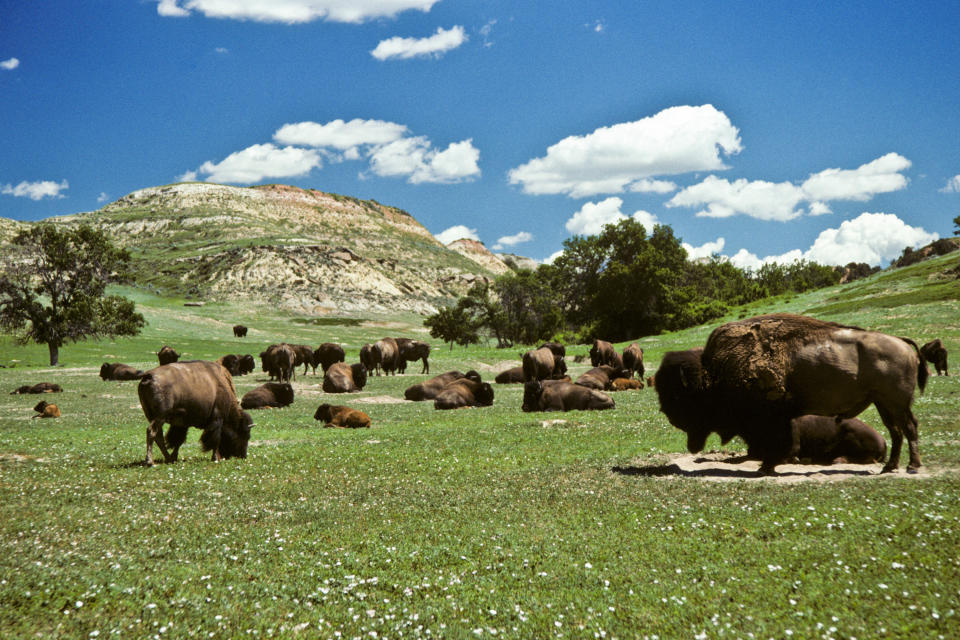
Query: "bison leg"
146 419 173 465
876 405 905 473
165 425 188 463
904 409 922 472
421 358 429 375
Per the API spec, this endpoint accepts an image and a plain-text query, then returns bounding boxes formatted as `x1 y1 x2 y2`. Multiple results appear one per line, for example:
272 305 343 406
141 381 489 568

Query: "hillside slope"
15 183 512 315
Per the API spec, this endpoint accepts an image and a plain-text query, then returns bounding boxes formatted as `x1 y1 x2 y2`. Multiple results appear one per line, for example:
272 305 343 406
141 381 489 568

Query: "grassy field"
1 253 959 639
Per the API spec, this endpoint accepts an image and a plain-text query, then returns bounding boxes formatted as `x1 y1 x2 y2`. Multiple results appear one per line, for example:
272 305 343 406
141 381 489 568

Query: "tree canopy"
0 224 145 365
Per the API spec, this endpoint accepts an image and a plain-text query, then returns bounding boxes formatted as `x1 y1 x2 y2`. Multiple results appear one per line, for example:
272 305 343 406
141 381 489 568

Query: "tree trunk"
48 342 59 366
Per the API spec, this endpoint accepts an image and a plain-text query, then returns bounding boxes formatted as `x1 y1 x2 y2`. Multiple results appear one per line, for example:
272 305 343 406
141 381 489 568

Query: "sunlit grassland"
1 254 959 639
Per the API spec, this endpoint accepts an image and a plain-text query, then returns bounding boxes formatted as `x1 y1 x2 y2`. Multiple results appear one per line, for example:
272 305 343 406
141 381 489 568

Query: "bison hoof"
757 464 777 476
907 466 920 475
880 465 898 474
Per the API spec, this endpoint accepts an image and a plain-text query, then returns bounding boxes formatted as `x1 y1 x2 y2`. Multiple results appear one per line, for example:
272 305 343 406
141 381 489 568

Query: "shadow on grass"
612 459 877 479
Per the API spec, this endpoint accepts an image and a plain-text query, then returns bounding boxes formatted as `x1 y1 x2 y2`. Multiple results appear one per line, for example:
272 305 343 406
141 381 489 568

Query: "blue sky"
2 1 959 268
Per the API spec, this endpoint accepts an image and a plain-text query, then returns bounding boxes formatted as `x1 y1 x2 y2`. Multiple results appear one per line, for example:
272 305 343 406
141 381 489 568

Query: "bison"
32 400 61 418
396 338 431 374
158 345 180 365
589 340 619 368
522 347 567 382
434 377 495 410
575 365 629 391
746 415 887 465
494 367 526 384
238 354 256 375
314 404 371 429
920 339 949 376
217 354 242 376
290 344 314 377
241 382 295 410
313 343 345 374
233 324 248 338
323 362 368 393
522 380 615 412
610 378 643 391
373 338 400 376
260 344 296 382
137 360 253 465
539 342 566 359
10 382 62 394
655 314 926 474
359 343 378 376
622 343 644 379
404 370 481 401
100 362 144 381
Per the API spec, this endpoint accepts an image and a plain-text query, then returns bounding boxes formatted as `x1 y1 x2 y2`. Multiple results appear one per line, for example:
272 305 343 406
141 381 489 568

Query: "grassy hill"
0 249 958 638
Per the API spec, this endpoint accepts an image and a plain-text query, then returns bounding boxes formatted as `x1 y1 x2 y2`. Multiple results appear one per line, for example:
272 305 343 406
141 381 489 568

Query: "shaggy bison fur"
314 404 371 429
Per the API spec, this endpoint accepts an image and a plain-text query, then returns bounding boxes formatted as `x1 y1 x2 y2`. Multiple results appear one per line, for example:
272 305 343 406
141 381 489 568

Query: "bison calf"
32 400 61 418
241 382 294 410
610 378 643 391
314 403 371 429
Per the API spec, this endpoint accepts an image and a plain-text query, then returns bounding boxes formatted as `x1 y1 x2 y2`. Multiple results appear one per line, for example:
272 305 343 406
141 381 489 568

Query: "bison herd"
6 314 952 475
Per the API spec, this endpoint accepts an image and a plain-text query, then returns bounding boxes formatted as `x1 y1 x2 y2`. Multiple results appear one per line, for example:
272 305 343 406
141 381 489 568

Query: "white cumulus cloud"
371 25 467 61
800 153 911 201
368 137 480 184
155 0 440 24
274 119 408 150
940 175 960 193
508 104 742 198
1 57 20 70
435 225 478 245
2 180 68 200
543 250 564 265
667 176 807 221
193 143 322 183
683 237 726 261
492 231 533 251
565 197 659 236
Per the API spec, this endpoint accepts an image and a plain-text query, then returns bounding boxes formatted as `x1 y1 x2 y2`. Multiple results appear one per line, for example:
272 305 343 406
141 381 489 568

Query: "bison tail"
900 337 928 393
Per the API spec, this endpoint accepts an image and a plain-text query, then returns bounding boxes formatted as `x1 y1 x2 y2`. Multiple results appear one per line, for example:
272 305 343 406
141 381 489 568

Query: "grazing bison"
323 362 368 393
575 365 629 391
260 344 296 382
746 415 887 465
622 343 644 379
920 339 949 376
522 380 615 412
157 345 180 365
522 347 567 382
589 340 620 368
373 338 400 376
404 370 481 401
32 400 61 418
290 344 314 377
434 377 495 410
359 343 378 376
100 362 144 381
233 325 248 338
314 404 371 429
655 314 926 474
610 378 643 391
10 382 62 394
313 343 345 374
217 354 242 376
396 338 431 374
137 360 254 465
241 382 295 410
238 354 255 375
495 366 526 384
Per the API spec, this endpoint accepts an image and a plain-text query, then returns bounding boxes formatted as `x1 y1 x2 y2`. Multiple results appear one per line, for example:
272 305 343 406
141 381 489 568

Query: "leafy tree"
424 304 480 350
954 214 960 235
0 224 145 365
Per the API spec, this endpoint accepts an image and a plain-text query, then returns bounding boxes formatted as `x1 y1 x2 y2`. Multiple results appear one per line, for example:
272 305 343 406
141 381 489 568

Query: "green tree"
424 305 480 350
0 224 145 365
954 214 960 235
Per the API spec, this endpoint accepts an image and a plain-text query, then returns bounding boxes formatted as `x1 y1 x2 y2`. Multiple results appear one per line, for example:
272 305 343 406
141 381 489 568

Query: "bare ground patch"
352 395 411 404
472 360 520 373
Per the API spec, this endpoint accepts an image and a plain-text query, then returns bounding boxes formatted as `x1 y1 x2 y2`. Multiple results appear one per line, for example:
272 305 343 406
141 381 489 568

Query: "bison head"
589 342 601 368
521 381 543 412
654 349 713 453
274 382 295 406
475 382 495 407
99 363 112 380
314 403 333 422
465 370 482 383
351 363 368 390
404 384 426 401
212 410 253 459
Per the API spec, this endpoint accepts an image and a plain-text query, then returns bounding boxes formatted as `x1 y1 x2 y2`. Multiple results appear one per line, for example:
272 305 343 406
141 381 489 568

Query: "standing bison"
522 347 567 382
622 343 644 379
137 360 253 465
589 340 620 368
323 362 368 393
920 339 948 376
655 314 926 474
260 344 296 382
233 325 248 338
313 343 346 374
373 338 400 376
157 345 180 365
359 343 378 376
396 338 431 374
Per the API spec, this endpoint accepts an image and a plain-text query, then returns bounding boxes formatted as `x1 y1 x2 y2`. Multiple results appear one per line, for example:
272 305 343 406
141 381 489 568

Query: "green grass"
1 256 959 638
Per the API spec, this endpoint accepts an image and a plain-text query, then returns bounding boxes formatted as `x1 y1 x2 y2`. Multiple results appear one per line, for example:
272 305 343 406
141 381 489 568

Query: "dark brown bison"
10 382 62 394
100 362 145 381
655 314 926 474
158 345 180 365
233 324 248 338
589 340 619 368
313 343 345 374
622 343 644 378
522 347 567 382
290 344 314 377
314 404 371 429
539 342 566 359
373 338 400 376
323 362 368 393
137 360 254 465
396 338 431 374
746 415 887 465
260 344 296 382
522 380 615 412
494 366 526 384
32 400 61 418
920 339 948 376
238 354 255 375
359 343 378 375
217 354 242 376
241 382 295 410
610 378 643 391
575 365 629 391
434 377 495 410
404 370 481 401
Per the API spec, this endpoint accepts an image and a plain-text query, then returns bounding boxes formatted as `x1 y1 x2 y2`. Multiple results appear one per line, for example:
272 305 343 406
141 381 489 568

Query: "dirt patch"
0 453 46 463
353 395 410 404
616 451 946 483
473 360 520 373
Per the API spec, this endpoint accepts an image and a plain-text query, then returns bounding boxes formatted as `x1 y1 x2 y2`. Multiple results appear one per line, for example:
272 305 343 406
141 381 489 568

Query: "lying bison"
100 362 144 381
622 343 644 379
434 377 495 410
746 415 887 465
575 365 629 391
314 404 371 429
920 339 948 376
10 382 62 394
522 347 567 382
32 400 61 418
610 378 643 391
404 370 481 401
241 382 294 410
323 362 368 393
158 345 180 365
313 343 345 374
137 360 253 465
494 367 526 384
522 380 615 412
396 338 431 374
233 324 248 338
655 314 926 474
